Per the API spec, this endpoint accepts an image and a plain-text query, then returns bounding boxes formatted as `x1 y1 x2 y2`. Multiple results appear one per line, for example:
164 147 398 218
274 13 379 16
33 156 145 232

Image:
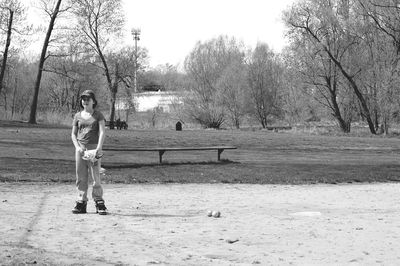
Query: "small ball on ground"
207 210 213 217
212 211 221 218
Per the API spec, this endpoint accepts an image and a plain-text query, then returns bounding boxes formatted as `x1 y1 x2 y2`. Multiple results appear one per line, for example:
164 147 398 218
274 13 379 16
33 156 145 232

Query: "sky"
26 0 296 68
121 0 296 67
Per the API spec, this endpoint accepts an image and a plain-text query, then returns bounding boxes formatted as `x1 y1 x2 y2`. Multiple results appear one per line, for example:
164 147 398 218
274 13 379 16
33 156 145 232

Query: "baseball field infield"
1 182 399 265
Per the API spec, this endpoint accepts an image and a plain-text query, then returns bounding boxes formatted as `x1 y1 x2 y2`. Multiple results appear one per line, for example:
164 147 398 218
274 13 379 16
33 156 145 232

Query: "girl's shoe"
95 200 108 215
72 201 87 214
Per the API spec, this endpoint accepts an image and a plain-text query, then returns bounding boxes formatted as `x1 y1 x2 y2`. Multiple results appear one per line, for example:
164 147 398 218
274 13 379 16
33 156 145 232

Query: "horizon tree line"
1 0 400 134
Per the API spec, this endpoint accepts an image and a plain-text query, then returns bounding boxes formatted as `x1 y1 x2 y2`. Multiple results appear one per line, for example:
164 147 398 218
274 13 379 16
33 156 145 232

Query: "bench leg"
159 150 165 164
217 149 224 161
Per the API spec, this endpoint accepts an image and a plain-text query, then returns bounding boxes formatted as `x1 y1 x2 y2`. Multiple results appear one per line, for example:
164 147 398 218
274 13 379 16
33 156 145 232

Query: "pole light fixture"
131 28 141 93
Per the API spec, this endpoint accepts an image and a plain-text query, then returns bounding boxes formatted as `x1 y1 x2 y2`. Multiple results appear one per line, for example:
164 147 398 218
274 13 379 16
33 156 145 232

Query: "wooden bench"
266 126 292 131
103 146 237 164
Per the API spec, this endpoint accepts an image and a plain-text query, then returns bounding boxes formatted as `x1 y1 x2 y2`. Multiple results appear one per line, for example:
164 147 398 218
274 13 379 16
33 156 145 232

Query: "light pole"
131 28 141 93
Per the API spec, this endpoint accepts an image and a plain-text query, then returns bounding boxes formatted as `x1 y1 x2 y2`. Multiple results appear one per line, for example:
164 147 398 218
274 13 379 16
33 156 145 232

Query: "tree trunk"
300 25 377 134
28 0 62 124
322 46 376 134
11 77 17 119
109 91 116 122
125 108 130 123
0 9 13 96
383 118 389 135
2 93 7 117
330 90 351 133
373 108 379 132
108 63 119 123
260 116 267 128
234 117 240 129
337 117 351 133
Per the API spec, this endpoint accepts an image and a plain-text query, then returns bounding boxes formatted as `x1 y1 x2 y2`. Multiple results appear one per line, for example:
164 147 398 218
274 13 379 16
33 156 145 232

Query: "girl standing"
71 90 107 215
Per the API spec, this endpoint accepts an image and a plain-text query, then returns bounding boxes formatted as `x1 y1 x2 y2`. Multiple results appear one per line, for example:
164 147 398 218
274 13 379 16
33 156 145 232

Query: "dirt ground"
1 182 399 266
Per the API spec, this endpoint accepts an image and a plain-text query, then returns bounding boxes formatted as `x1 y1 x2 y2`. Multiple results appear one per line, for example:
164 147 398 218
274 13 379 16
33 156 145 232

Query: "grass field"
2 120 400 265
1 120 400 184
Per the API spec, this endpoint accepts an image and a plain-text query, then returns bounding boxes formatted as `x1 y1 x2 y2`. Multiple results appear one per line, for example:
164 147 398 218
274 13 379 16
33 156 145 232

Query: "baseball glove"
82 149 103 163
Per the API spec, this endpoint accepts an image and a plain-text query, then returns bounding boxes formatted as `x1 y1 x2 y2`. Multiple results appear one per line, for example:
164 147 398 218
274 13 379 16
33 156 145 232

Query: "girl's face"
81 96 93 108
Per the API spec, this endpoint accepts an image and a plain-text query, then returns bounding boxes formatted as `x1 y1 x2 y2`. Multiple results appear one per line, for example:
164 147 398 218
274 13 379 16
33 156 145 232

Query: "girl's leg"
75 149 89 202
90 159 103 201
89 159 107 215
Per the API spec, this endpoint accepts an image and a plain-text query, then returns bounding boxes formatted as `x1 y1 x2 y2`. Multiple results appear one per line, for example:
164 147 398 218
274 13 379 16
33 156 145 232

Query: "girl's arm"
96 119 106 153
71 126 84 153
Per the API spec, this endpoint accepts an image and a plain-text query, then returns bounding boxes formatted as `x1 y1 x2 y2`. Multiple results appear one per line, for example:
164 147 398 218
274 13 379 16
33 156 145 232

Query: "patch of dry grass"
1 120 400 184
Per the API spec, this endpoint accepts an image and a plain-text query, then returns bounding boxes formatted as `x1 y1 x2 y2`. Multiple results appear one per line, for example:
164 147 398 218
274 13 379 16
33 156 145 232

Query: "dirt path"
1 183 399 265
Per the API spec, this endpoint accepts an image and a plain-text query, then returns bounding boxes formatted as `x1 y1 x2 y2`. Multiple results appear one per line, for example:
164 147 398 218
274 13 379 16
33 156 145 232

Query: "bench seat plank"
103 146 237 163
103 146 237 151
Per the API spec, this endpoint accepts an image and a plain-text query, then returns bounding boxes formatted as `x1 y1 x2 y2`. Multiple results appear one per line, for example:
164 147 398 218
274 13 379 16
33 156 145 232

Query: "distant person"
122 121 128 130
71 90 108 215
116 118 121 130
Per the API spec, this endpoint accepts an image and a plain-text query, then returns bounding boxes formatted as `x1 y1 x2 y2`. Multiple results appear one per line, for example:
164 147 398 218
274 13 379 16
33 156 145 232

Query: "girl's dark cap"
80 90 96 99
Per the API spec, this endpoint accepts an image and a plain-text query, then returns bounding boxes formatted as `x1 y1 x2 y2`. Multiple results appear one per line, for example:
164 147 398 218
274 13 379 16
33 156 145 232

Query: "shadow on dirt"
109 212 194 218
102 159 239 169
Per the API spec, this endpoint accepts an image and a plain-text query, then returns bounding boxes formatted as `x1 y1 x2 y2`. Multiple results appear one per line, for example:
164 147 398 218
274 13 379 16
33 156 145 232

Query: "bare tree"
71 0 125 122
0 0 15 95
279 64 313 125
41 54 101 113
150 64 188 91
28 0 68 124
358 0 400 134
247 44 283 128
359 0 400 56
217 60 248 128
0 0 28 96
111 45 149 122
1 58 36 119
184 35 245 128
284 0 377 134
285 34 355 132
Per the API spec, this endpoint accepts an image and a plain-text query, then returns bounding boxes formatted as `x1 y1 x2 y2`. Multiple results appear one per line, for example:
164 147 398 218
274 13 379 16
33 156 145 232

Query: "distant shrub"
37 111 72 126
